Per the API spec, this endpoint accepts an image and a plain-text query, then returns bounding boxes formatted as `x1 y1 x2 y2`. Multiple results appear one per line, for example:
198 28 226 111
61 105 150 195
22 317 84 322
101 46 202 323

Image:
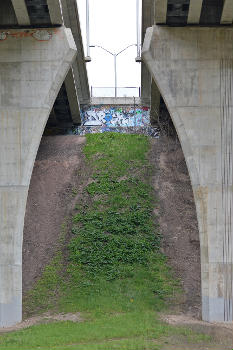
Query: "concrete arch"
142 25 233 322
142 26 200 188
0 26 77 327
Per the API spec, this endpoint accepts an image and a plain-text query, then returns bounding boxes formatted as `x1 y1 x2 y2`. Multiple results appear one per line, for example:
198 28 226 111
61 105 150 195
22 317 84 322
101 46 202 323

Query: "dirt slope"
150 137 201 318
23 135 86 292
23 135 201 316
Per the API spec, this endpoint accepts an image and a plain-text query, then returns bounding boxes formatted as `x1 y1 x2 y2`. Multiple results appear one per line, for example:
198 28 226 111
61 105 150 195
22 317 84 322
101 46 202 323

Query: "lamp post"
135 0 141 62
84 0 91 62
89 44 137 97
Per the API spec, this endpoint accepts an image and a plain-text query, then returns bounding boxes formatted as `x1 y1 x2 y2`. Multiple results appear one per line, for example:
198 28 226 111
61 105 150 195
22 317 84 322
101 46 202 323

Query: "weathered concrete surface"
154 0 167 23
141 0 154 106
187 0 203 24
0 27 76 327
61 0 90 105
142 26 233 322
11 0 30 25
221 0 233 24
150 78 161 125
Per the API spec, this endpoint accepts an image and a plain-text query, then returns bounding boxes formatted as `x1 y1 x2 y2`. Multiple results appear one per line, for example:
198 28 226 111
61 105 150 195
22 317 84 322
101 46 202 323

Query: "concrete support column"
150 78 161 125
142 26 233 322
0 27 76 327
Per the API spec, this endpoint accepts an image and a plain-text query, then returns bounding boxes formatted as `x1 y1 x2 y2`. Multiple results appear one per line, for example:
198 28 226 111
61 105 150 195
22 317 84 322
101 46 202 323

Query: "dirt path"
23 135 86 292
0 312 82 333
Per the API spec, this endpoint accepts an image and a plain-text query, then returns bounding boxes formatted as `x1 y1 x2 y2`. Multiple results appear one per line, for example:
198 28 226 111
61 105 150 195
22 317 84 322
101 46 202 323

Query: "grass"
0 133 212 350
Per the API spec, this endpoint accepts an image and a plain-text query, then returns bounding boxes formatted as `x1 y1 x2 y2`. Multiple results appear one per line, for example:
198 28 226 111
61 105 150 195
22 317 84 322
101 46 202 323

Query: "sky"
76 0 142 97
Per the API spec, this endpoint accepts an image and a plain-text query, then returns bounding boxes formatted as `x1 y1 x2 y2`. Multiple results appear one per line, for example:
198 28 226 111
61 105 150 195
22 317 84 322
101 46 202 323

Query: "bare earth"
150 137 201 318
150 137 233 348
0 312 82 333
23 135 86 292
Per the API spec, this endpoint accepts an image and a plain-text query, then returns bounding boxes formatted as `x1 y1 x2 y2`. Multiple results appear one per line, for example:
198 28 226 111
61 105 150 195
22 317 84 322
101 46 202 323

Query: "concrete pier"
0 26 76 327
142 26 233 322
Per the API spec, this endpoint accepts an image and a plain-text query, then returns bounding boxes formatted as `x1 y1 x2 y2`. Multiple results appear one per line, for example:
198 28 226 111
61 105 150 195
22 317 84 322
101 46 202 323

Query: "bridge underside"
155 0 233 25
0 0 90 128
143 25 233 322
148 0 233 124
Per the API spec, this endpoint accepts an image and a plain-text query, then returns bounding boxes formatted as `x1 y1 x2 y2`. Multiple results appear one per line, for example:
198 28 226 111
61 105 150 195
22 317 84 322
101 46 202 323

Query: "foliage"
69 134 162 281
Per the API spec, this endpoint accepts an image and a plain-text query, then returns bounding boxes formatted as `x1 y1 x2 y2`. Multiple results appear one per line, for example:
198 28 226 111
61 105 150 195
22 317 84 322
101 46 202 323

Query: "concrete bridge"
1 0 233 327
143 0 233 322
0 0 90 327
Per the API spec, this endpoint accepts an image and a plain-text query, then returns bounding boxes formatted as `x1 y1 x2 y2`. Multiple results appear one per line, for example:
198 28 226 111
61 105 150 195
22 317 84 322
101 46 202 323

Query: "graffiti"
73 104 159 137
0 29 55 42
0 32 7 41
32 30 53 41
80 105 150 128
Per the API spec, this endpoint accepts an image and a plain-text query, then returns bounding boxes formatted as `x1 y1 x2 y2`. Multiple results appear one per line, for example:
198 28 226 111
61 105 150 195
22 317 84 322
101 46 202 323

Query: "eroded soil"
150 137 201 318
23 135 87 292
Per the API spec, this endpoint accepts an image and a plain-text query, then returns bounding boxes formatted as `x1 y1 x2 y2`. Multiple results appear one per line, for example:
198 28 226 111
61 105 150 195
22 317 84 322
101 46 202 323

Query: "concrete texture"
221 0 233 24
150 78 161 125
0 26 76 327
187 0 203 23
61 0 90 105
64 69 81 124
142 25 233 322
154 0 225 25
11 0 30 25
141 0 154 106
47 0 63 24
155 0 167 23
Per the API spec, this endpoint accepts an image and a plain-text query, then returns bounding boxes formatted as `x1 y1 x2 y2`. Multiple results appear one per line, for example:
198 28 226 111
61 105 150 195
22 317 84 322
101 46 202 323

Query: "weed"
71 187 78 197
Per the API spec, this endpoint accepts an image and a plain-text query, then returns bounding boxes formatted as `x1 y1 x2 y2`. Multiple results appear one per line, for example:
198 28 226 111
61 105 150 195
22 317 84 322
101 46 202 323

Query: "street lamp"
89 44 137 97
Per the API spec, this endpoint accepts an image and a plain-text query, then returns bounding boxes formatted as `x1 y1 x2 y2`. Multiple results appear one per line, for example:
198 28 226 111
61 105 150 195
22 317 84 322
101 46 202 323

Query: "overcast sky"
77 0 142 96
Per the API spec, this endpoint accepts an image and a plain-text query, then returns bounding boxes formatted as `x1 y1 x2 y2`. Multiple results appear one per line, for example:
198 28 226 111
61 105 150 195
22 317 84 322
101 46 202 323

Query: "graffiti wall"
81 105 150 128
73 105 159 137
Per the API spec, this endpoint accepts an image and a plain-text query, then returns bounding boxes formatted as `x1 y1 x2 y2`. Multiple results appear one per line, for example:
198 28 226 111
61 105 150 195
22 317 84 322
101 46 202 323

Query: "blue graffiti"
80 105 150 129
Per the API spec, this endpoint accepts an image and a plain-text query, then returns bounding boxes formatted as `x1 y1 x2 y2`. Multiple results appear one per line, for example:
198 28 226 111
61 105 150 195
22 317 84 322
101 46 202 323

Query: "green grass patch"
0 312 211 350
0 133 211 350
